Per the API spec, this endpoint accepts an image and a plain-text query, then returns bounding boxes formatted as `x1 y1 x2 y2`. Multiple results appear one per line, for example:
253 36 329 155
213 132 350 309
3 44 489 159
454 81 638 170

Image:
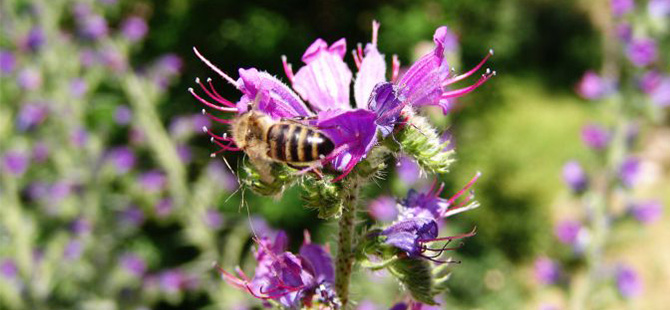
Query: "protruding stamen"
440 71 495 99
281 55 295 84
211 139 240 151
205 78 236 107
203 110 233 124
189 88 238 113
446 172 481 206
391 54 400 83
196 77 235 107
206 128 234 142
352 50 362 69
443 49 494 86
193 47 240 88
372 20 380 46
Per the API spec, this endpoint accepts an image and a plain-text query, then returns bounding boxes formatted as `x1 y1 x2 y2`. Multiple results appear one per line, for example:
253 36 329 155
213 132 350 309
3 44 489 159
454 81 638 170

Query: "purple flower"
206 161 239 192
80 49 97 67
177 144 192 163
396 156 421 186
192 22 492 181
17 68 42 90
2 150 29 176
616 264 642 298
138 170 166 193
100 47 127 72
119 205 145 227
154 198 172 218
159 269 187 293
611 0 634 17
69 78 87 98
616 23 632 43
619 157 639 188
0 259 18 279
581 123 610 150
71 217 91 235
64 239 83 260
0 50 15 74
70 127 89 148
562 161 588 193
114 105 132 125
627 39 658 67
120 253 146 277
534 257 560 285
576 71 611 100
23 27 45 52
368 196 398 222
204 209 224 229
554 219 583 245
629 200 663 224
106 147 135 173
381 174 480 261
219 231 338 308
121 16 148 42
648 0 670 17
648 77 670 107
32 142 49 163
169 114 210 138
17 102 48 130
390 303 408 310
79 14 108 40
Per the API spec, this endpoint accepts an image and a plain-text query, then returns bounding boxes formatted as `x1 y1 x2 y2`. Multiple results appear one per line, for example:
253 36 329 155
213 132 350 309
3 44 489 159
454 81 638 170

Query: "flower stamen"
443 49 494 86
193 47 240 88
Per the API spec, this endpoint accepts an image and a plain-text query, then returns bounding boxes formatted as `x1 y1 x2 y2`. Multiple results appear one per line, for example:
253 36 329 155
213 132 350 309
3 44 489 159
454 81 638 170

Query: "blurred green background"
1 0 669 309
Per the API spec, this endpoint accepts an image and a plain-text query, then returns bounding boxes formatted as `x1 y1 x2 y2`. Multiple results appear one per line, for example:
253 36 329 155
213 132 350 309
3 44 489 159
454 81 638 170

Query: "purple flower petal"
581 123 610 150
649 77 670 107
17 68 42 90
0 50 16 74
17 102 48 131
611 0 634 17
237 68 312 118
3 150 29 175
534 256 560 285
299 243 335 283
120 253 146 277
368 196 398 222
0 259 18 279
293 38 353 112
554 220 582 245
397 26 451 110
396 156 421 186
619 157 640 188
354 44 387 108
316 109 377 178
576 71 612 100
562 161 588 192
627 39 658 67
382 217 438 255
121 16 148 42
368 82 404 137
616 264 642 298
629 200 663 224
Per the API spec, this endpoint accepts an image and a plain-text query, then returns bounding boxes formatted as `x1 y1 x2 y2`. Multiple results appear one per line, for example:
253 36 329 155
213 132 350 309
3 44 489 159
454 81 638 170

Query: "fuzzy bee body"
231 111 334 167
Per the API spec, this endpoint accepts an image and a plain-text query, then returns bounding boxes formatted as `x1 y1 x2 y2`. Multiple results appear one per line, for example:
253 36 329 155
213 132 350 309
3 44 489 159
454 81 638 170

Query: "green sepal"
389 113 454 174
301 178 343 219
242 163 296 197
388 257 437 305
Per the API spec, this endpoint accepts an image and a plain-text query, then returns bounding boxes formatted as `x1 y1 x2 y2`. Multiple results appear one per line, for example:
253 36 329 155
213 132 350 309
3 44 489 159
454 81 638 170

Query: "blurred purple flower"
70 127 89 148
206 161 239 192
114 105 132 125
627 39 658 67
32 142 49 163
71 217 91 235
100 48 126 72
648 0 670 17
154 198 172 218
139 170 166 193
50 181 74 203
64 240 83 260
618 157 639 188
3 150 29 176
390 303 408 310
616 23 632 43
0 259 18 279
554 219 583 245
17 102 48 131
0 50 16 74
629 200 663 224
120 253 146 277
534 257 560 285
79 14 108 40
80 49 97 67
26 181 49 201
176 144 192 163
562 161 588 193
611 0 634 17
357 300 377 310
107 147 135 173
204 209 224 229
121 16 148 42
17 68 42 90
23 27 45 51
368 195 398 222
581 123 610 150
649 77 670 107
69 78 88 98
159 269 186 293
639 71 662 94
396 156 421 186
576 71 611 100
616 264 642 298
120 205 145 227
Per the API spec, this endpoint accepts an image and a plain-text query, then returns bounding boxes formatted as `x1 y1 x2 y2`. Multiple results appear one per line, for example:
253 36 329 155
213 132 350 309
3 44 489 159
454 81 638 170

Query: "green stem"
335 179 359 308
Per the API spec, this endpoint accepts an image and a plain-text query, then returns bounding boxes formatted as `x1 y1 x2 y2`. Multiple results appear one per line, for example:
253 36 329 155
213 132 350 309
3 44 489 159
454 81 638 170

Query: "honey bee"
230 110 335 182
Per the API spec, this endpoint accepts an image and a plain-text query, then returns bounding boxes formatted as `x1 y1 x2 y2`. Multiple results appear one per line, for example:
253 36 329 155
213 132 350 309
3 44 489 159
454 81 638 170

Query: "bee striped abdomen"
266 123 334 163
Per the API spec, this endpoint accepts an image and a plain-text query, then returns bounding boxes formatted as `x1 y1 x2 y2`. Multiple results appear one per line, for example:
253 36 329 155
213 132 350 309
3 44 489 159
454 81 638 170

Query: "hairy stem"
335 179 359 308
